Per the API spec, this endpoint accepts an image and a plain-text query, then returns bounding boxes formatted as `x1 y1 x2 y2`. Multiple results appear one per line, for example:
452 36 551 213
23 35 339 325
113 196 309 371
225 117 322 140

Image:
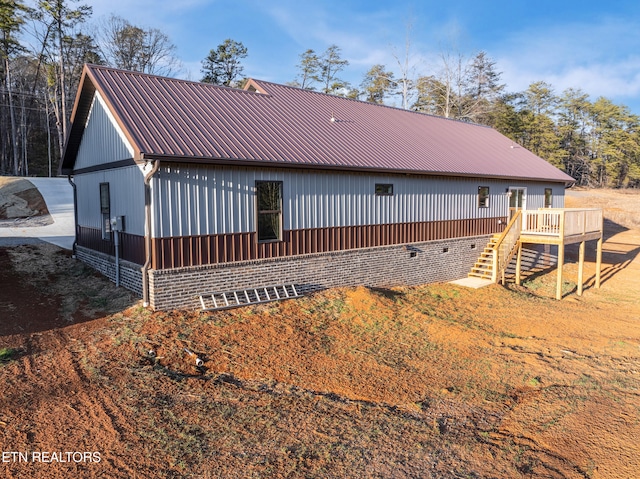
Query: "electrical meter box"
110 216 125 232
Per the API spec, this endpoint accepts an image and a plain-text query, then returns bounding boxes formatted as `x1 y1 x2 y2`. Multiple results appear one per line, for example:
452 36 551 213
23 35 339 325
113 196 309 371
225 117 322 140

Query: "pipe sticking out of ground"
184 348 204 367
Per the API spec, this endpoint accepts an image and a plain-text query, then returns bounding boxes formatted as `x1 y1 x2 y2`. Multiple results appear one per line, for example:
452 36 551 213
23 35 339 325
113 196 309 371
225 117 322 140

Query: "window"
99 182 111 240
478 186 490 208
375 183 393 196
544 188 553 208
256 181 283 242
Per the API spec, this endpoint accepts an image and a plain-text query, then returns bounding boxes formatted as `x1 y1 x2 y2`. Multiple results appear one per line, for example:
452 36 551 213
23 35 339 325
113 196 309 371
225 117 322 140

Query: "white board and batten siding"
151 163 565 238
73 90 145 236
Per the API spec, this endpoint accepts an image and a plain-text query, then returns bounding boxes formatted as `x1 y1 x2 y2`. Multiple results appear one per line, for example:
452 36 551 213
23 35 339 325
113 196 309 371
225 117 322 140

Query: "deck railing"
522 208 603 238
491 210 522 283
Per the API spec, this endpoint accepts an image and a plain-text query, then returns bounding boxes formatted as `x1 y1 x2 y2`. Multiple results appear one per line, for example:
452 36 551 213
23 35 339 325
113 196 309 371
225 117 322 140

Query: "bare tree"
99 15 180 76
390 19 417 110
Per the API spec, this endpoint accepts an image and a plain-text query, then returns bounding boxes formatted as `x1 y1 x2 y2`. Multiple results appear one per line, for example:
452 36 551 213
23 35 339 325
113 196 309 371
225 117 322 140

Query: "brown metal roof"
62 64 574 183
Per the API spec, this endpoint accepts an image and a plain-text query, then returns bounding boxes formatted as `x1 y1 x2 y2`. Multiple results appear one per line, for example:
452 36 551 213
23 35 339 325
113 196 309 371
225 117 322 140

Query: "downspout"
67 174 78 258
142 158 161 308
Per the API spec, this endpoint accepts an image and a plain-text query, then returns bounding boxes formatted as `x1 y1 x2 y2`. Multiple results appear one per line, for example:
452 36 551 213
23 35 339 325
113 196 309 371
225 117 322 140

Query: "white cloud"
494 16 640 109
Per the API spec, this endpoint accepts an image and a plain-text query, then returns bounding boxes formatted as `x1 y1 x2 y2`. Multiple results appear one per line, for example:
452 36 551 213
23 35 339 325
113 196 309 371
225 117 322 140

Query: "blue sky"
82 0 640 113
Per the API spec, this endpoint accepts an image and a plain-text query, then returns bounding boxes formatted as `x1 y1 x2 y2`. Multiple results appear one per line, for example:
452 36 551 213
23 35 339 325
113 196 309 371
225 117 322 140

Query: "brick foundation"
76 246 143 297
148 235 493 311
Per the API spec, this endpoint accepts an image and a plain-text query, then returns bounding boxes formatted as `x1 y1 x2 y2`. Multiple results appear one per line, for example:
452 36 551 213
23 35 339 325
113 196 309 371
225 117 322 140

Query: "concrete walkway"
0 177 75 250
449 277 494 289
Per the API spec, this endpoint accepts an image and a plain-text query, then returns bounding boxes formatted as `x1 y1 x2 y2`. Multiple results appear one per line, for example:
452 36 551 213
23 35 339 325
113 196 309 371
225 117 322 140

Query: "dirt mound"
0 177 52 225
0 189 639 478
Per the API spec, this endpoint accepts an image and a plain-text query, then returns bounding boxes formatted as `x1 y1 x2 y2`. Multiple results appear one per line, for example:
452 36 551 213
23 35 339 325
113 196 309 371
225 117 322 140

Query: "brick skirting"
76 246 143 297
148 235 492 311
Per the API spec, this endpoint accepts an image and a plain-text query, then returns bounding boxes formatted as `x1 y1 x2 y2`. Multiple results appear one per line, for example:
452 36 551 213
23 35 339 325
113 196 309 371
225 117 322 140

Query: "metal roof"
62 64 574 184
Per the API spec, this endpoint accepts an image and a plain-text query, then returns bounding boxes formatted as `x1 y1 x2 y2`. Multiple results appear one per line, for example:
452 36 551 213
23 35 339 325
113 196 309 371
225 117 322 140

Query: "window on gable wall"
478 186 490 208
545 188 553 208
256 181 283 242
99 182 111 240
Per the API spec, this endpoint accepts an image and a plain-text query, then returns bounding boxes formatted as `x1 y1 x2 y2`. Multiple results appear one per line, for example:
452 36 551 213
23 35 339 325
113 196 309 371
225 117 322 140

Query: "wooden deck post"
577 240 585 296
595 236 603 289
556 244 565 300
515 241 523 285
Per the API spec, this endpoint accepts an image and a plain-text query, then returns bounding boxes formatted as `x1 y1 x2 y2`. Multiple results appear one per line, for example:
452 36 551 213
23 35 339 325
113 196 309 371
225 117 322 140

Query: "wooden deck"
469 208 604 300
520 208 604 245
518 208 603 299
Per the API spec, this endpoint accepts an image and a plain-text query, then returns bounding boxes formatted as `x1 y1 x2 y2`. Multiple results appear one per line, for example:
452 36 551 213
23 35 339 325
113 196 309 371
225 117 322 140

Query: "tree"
412 75 447 116
557 88 592 184
589 98 640 187
489 92 528 141
0 0 28 174
99 15 179 75
295 49 320 90
317 44 349 95
35 0 92 157
201 39 247 87
390 19 416 110
520 81 562 166
412 49 469 119
462 51 504 124
360 64 395 104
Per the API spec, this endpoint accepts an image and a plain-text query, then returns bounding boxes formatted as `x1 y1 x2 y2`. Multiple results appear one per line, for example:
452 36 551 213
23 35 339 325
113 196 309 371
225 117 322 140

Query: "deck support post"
595 236 603 289
556 244 565 300
515 241 523 285
577 240 585 296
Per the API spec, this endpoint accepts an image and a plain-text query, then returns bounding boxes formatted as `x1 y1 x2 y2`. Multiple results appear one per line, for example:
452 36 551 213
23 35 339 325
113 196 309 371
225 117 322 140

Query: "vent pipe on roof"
142 158 161 308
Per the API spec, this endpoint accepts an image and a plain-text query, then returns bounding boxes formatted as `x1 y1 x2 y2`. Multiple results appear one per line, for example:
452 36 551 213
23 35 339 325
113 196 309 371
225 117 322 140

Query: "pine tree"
201 39 247 87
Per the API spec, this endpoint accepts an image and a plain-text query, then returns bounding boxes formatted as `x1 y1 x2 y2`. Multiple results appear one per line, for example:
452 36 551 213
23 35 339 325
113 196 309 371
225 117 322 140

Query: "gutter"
142 158 161 308
67 174 78 257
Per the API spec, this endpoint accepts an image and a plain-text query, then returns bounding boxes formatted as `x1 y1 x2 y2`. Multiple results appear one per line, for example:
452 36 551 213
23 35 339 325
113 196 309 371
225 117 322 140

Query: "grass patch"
0 347 17 362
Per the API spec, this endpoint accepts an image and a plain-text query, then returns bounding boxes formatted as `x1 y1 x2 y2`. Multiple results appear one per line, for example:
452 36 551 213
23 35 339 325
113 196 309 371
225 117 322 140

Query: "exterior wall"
75 165 146 235
151 163 566 238
76 246 143 297
148 234 490 311
74 91 134 169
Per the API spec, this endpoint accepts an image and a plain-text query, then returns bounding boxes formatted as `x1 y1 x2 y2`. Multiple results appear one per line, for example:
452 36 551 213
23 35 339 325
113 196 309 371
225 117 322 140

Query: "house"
61 64 577 310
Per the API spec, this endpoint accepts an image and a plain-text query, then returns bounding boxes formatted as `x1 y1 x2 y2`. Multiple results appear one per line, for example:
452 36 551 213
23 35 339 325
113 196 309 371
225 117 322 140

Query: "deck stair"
468 234 501 280
198 284 302 312
468 210 522 284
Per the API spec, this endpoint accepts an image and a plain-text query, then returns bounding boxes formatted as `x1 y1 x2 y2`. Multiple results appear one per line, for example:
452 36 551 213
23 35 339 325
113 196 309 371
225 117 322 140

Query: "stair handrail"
491 211 522 283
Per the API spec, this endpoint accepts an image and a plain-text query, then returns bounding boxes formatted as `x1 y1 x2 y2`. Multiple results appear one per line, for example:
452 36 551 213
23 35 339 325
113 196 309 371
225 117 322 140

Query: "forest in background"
1 0 639 188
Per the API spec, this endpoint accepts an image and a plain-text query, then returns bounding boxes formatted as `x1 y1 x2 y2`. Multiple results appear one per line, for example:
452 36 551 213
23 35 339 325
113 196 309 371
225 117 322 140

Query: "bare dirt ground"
0 185 638 478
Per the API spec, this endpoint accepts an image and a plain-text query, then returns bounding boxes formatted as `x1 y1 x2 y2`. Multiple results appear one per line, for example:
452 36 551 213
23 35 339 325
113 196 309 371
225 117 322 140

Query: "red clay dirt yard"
0 182 639 478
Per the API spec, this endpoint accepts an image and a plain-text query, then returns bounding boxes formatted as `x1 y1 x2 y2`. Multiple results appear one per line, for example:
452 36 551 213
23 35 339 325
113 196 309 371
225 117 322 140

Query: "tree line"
1 1 639 188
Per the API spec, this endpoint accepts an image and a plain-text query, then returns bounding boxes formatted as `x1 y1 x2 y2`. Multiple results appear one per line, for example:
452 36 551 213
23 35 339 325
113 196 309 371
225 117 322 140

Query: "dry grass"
567 188 640 229
7 244 135 321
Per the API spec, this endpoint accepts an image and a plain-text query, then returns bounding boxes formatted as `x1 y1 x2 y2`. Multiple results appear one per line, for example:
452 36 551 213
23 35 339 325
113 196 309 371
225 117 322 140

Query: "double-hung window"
256 181 283 242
